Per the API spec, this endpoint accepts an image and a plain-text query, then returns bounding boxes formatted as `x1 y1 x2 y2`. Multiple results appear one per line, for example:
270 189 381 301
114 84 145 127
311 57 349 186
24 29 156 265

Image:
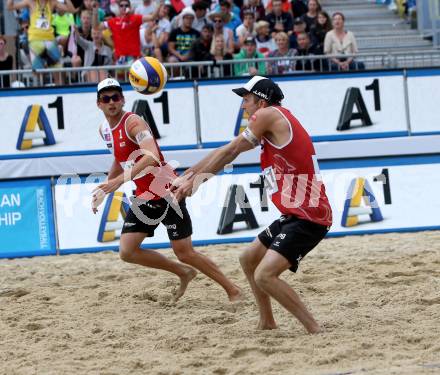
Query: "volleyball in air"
128 56 168 95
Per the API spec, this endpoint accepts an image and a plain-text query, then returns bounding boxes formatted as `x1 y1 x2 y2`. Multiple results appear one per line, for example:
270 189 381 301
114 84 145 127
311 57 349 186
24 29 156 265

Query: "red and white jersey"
260 106 332 226
100 112 176 200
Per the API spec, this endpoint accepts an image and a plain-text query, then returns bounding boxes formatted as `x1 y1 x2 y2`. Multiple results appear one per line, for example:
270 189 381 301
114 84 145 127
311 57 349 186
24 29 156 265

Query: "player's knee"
239 249 252 270
174 244 196 264
119 246 135 263
254 268 272 290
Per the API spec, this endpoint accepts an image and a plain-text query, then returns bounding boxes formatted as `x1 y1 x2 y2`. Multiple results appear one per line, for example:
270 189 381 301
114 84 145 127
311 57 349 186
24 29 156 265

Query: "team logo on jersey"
16 105 56 150
97 191 130 242
341 178 383 227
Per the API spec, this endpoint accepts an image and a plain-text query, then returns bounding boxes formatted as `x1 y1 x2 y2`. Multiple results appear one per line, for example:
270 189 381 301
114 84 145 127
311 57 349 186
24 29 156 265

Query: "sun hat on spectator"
208 10 231 24
180 7 196 18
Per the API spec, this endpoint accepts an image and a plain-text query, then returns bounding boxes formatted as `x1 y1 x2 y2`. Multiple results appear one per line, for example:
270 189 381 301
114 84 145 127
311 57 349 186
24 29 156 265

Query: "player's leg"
164 199 242 302
254 250 320 334
171 236 242 302
239 238 277 329
119 232 196 300
253 218 329 333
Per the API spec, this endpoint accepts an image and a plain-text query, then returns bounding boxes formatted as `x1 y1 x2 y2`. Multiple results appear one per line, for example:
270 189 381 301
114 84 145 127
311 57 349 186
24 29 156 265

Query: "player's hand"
170 172 194 201
91 187 106 214
174 179 195 202
99 176 124 193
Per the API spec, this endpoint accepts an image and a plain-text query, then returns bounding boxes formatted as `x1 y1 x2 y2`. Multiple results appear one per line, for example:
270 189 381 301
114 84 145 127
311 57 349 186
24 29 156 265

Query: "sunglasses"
119 3 129 8
100 94 122 103
214 19 223 23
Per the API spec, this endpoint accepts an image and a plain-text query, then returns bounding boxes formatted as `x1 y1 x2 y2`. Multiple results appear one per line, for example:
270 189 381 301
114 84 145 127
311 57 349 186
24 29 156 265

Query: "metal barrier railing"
1 50 440 89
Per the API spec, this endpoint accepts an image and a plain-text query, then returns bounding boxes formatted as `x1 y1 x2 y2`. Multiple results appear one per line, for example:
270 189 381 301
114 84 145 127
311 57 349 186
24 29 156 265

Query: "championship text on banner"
198 72 408 145
0 179 56 258
0 83 197 157
53 157 440 253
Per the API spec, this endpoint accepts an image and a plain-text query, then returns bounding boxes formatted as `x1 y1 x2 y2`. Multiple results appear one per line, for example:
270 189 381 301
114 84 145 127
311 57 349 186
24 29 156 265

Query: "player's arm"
107 159 123 180
174 109 270 200
6 0 31 11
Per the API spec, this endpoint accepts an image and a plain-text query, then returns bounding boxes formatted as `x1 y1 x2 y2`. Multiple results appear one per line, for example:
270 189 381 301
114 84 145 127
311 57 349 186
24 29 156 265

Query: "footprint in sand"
419 297 440 306
24 323 44 331
133 291 158 302
0 288 29 298
230 347 271 358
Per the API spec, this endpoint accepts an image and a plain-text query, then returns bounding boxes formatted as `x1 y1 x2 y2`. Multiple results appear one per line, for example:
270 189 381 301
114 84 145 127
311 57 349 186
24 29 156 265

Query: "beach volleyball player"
92 78 241 302
174 76 332 333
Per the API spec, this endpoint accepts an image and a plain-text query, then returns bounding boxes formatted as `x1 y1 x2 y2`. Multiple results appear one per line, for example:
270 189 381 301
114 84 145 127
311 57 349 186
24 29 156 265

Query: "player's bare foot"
257 321 277 330
173 267 197 301
307 324 322 334
228 285 244 303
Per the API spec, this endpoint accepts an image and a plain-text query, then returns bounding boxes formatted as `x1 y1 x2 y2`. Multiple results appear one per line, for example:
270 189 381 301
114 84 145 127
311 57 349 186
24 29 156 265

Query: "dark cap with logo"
243 36 257 45
232 76 284 104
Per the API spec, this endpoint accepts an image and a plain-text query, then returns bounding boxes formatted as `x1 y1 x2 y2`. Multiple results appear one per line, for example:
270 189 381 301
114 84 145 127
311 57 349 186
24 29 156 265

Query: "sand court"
1 231 439 375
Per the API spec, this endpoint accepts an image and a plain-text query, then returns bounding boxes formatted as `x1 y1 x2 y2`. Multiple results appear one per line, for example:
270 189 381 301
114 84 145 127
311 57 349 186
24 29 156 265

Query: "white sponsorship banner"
199 73 408 144
54 158 440 253
407 70 440 135
0 83 197 157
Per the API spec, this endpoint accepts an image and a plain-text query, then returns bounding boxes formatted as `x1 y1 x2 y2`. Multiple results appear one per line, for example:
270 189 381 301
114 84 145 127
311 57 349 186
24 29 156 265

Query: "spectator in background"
211 33 233 77
52 9 75 53
78 9 93 40
267 31 296 74
214 0 241 24
152 3 171 59
255 20 277 55
135 0 155 17
94 0 159 65
190 23 213 61
309 10 331 54
18 19 32 69
76 0 105 27
209 11 234 55
192 2 211 32
324 12 365 71
189 23 213 77
241 0 265 22
233 36 266 76
266 0 292 14
294 32 320 71
7 0 77 80
266 0 293 37
236 9 257 48
75 27 112 81
0 36 14 87
139 20 163 60
300 0 321 32
167 7 200 62
291 0 307 18
289 17 306 49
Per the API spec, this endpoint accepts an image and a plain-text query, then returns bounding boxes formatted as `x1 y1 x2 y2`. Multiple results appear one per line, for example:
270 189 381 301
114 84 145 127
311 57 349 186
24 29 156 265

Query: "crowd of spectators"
1 0 368 85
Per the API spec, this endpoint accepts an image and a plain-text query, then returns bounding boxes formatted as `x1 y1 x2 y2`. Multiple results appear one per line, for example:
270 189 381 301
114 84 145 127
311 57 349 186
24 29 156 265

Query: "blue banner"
0 179 56 258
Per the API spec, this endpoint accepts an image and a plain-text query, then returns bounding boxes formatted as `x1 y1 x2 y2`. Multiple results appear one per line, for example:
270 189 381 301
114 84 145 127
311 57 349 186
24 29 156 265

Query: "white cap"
180 7 196 18
97 78 122 94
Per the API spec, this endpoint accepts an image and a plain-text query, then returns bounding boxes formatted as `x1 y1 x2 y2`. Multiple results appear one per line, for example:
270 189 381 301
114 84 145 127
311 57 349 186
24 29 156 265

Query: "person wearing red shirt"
93 0 159 64
174 76 332 333
93 78 242 302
